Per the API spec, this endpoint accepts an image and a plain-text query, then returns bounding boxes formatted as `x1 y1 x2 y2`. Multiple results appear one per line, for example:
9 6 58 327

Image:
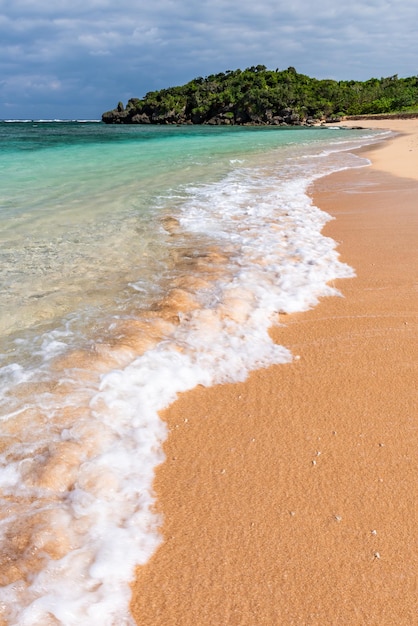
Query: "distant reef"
102 66 418 126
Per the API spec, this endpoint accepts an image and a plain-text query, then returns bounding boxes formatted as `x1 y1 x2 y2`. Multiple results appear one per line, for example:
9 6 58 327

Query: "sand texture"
130 120 418 625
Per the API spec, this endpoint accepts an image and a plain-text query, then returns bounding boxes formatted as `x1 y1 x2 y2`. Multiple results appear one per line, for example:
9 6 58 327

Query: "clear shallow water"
0 121 388 624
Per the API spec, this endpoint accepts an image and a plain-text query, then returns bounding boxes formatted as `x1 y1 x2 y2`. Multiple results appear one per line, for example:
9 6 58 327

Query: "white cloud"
2 73 63 95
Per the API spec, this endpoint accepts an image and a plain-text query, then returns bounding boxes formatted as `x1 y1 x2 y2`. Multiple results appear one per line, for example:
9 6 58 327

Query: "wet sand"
131 120 418 625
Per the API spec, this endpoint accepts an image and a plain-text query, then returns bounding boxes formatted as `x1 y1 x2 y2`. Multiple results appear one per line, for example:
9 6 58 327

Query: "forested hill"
102 66 418 126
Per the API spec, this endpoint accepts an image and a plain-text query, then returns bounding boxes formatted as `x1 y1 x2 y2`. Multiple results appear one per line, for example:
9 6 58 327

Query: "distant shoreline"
344 111 418 120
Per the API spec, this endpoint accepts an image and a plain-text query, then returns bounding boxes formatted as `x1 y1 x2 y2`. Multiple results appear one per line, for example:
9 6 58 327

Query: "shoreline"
130 120 418 625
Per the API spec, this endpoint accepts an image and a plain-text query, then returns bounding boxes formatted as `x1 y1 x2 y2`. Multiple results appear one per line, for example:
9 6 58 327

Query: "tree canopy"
102 67 418 125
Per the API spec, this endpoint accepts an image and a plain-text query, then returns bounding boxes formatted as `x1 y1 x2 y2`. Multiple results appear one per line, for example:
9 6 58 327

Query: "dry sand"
131 119 418 625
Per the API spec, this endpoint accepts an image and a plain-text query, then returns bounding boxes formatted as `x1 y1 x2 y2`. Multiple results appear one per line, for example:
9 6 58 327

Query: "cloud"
0 0 417 118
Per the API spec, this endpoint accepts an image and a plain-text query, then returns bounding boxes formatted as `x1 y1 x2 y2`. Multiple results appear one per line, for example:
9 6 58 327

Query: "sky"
0 0 417 120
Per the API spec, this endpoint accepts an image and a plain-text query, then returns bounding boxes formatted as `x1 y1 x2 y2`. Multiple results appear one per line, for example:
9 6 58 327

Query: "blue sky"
1 0 417 120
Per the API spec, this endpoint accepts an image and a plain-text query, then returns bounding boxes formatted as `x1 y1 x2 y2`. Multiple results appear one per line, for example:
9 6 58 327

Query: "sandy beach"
130 119 418 625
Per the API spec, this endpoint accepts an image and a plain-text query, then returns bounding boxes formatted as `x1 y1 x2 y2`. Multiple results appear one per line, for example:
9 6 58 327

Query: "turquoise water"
0 121 387 625
0 122 381 339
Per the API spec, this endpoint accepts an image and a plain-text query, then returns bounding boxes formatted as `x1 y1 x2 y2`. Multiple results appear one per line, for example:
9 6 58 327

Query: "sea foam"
0 128 385 625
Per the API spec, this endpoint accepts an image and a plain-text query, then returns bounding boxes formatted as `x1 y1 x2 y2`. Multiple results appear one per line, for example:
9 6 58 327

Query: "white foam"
0 135 372 625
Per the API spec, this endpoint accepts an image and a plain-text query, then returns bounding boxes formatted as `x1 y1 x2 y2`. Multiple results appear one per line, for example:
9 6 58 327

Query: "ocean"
0 121 388 625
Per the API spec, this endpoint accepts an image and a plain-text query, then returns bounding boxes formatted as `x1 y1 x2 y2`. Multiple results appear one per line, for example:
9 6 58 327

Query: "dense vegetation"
102 66 418 125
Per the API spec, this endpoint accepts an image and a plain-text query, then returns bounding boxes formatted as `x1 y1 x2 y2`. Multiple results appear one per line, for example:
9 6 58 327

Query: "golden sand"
131 119 418 625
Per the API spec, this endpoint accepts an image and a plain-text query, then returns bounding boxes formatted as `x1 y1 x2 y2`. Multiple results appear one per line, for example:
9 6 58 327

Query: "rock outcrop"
101 102 325 126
